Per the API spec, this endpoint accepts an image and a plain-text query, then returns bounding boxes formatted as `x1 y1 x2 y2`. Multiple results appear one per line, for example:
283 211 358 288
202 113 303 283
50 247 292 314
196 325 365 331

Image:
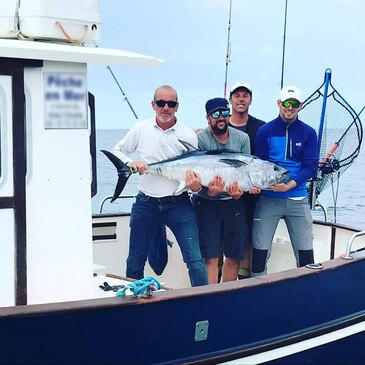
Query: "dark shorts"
241 193 259 248
194 197 248 260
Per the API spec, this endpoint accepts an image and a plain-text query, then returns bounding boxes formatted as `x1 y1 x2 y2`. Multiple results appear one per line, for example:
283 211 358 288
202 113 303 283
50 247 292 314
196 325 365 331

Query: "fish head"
249 161 291 189
275 164 291 184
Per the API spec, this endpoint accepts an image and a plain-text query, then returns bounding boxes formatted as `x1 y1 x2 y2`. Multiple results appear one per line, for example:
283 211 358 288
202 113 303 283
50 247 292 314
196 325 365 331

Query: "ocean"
92 129 365 230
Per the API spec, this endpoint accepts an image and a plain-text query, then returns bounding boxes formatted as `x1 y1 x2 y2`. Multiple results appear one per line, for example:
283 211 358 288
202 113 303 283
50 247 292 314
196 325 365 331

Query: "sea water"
92 129 365 230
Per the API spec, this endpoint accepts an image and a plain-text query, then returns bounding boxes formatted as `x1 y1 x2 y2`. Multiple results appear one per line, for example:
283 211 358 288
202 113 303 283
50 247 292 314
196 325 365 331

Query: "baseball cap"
230 81 252 96
205 97 230 115
280 85 303 103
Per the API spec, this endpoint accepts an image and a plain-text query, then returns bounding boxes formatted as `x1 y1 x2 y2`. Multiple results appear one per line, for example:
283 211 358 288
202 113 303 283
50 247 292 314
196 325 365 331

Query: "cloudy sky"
88 0 365 130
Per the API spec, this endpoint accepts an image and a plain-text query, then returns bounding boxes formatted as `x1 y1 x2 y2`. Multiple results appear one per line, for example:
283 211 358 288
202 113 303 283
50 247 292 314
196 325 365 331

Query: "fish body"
101 149 290 202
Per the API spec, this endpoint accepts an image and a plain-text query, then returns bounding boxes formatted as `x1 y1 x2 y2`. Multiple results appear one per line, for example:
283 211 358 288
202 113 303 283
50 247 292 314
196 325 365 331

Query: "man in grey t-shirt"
186 97 258 284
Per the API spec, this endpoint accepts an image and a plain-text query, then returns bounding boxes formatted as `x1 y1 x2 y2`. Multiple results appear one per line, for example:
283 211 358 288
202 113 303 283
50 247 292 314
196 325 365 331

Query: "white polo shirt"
113 118 198 198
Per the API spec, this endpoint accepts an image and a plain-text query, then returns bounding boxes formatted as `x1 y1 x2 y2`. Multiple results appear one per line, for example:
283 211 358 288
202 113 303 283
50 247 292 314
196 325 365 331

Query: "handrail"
99 195 136 214
314 201 328 222
343 231 365 260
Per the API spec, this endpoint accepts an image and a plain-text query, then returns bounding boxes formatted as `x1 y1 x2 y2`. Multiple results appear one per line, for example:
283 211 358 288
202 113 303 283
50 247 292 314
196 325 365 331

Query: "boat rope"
116 276 162 297
55 21 89 45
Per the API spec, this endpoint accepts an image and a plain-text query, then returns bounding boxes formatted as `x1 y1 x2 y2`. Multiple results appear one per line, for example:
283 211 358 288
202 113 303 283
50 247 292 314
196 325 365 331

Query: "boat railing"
343 231 365 260
98 195 136 214
314 201 328 222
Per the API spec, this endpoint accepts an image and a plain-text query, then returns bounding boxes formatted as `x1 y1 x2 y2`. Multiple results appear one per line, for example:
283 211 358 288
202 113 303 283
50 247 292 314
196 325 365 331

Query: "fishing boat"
1 2 365 365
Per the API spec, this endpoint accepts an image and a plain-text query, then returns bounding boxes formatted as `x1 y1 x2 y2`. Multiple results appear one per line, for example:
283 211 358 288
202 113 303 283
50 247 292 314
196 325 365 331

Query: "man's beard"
211 121 228 135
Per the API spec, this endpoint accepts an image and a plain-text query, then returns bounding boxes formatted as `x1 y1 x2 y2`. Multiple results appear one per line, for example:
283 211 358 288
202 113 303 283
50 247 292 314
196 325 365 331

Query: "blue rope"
116 276 162 297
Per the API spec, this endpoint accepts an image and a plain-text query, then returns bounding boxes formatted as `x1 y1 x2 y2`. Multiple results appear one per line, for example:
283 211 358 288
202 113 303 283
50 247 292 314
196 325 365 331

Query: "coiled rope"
116 276 162 297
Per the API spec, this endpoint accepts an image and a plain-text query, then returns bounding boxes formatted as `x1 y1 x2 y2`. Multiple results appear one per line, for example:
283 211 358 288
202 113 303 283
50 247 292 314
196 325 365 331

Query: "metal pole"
310 68 332 209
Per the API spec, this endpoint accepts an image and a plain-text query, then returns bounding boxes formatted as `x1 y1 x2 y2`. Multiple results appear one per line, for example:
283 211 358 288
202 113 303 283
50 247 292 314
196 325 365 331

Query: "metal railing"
314 201 328 222
98 195 136 214
343 231 365 260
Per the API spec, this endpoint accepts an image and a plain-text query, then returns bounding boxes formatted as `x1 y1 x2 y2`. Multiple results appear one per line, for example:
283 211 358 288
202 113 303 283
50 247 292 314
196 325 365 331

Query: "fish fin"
205 149 224 155
178 140 198 152
219 158 249 168
101 150 133 202
205 148 237 155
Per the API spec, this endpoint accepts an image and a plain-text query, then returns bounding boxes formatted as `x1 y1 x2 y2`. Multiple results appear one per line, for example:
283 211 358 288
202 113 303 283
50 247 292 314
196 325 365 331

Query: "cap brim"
230 87 252 95
207 106 230 115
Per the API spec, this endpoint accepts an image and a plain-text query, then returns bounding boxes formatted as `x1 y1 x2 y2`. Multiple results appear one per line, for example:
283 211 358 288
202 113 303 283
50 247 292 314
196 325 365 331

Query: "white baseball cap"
280 85 302 103
230 81 252 96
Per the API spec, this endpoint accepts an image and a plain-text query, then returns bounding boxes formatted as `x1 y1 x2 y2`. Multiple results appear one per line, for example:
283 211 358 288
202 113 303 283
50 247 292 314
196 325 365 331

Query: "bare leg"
222 258 240 282
205 258 219 284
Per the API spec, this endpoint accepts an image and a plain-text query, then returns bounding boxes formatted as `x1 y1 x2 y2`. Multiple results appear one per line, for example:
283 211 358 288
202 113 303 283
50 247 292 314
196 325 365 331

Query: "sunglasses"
282 100 301 108
155 99 178 108
210 110 230 118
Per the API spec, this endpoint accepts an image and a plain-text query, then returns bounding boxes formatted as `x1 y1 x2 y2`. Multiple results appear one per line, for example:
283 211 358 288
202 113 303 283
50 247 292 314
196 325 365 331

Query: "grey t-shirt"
195 126 250 200
197 126 250 153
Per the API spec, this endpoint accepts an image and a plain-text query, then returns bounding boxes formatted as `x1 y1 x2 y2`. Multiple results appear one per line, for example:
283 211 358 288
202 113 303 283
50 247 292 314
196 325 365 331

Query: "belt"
139 191 189 203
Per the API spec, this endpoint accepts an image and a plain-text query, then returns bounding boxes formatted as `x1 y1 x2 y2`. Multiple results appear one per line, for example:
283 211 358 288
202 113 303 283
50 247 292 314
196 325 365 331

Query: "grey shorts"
195 197 248 260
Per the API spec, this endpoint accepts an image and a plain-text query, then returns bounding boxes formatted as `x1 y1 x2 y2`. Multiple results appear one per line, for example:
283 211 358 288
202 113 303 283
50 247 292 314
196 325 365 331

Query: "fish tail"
101 150 132 202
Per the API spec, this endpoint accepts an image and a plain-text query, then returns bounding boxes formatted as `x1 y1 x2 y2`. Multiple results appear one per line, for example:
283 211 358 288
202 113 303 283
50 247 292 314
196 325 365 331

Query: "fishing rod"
223 0 233 98
95 43 138 120
106 66 138 120
280 0 288 89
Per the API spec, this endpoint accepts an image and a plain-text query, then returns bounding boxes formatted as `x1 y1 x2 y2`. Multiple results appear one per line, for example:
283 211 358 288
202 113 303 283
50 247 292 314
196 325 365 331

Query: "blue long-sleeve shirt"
254 115 318 199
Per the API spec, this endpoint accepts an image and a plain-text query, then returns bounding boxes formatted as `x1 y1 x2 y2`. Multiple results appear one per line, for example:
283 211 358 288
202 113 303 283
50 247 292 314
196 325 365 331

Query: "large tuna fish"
101 148 290 202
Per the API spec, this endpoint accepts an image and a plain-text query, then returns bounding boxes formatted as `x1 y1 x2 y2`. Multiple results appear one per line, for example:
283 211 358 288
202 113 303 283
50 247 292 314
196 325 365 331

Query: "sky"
87 0 365 130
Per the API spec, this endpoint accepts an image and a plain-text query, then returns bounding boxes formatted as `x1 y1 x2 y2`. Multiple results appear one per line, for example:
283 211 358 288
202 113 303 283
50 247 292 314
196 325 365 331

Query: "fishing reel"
319 158 340 175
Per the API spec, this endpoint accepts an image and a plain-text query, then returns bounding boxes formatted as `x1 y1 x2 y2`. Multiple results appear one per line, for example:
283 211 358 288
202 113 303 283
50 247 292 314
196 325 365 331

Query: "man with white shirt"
113 85 208 287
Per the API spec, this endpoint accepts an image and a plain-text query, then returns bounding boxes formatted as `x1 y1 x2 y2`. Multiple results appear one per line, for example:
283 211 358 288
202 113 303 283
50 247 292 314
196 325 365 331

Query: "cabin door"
0 59 42 307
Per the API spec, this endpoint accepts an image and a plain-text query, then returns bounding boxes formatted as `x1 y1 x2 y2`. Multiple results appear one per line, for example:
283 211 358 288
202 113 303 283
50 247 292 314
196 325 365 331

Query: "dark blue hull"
1 254 365 364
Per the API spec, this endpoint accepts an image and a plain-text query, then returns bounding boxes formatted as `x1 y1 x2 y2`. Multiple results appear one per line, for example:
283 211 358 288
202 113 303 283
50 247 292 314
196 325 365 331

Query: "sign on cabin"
44 72 88 129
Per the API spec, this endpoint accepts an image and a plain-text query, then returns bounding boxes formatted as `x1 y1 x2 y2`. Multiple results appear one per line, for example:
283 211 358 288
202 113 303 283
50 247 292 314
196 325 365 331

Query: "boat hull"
1 252 365 364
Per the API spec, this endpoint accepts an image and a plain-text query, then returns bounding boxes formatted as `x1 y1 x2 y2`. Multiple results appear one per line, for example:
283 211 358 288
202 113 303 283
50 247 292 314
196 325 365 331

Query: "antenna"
280 0 288 89
223 0 233 98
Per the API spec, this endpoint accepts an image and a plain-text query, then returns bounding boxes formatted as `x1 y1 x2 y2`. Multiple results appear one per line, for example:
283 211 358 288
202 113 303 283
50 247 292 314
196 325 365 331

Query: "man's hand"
207 175 225 197
226 180 243 199
128 161 148 174
185 170 202 192
248 187 261 195
268 180 296 192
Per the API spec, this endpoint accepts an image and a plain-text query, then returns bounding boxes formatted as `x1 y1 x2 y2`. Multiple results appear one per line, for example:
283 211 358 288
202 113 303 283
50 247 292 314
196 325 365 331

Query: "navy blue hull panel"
265 331 365 365
1 259 365 364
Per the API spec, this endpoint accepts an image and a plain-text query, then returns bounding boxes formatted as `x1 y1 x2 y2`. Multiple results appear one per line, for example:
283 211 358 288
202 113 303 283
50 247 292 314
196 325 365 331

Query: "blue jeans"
126 192 208 287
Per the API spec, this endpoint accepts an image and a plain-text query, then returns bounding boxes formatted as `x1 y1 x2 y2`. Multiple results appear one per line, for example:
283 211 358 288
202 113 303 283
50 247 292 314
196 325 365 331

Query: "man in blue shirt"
251 86 318 276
